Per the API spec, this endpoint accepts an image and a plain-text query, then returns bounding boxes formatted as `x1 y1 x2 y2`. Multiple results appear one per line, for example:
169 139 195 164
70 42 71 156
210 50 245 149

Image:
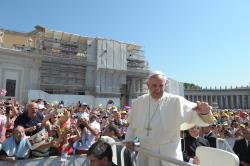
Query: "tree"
184 83 202 90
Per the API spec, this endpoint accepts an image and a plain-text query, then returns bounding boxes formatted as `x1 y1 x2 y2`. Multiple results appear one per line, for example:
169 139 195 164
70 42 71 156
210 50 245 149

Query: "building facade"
0 26 150 105
185 87 250 109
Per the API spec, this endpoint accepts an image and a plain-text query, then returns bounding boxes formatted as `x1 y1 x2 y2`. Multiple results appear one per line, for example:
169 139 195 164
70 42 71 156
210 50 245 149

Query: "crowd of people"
0 93 249 165
180 108 250 165
0 98 130 164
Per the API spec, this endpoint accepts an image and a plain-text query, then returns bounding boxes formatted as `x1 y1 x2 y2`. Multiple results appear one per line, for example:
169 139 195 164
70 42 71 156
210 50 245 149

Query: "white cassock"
125 92 209 166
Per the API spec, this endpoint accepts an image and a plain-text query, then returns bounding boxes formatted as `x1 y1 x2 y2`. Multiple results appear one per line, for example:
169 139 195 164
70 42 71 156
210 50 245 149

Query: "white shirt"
77 120 100 150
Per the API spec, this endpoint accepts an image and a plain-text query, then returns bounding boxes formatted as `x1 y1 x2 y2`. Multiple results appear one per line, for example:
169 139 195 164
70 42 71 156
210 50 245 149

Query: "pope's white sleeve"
125 126 135 142
125 100 136 142
180 96 209 126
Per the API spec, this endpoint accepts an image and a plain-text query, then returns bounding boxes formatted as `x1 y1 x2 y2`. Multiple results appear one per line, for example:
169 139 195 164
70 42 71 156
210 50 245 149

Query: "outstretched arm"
193 101 214 124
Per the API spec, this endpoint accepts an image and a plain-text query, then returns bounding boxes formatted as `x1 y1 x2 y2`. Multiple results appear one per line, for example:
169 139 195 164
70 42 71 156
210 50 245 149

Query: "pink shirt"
0 115 6 142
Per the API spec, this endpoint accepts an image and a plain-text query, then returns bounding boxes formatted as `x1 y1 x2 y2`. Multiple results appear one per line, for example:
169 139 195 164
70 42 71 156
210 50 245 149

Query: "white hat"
180 122 209 131
78 112 89 121
38 104 46 110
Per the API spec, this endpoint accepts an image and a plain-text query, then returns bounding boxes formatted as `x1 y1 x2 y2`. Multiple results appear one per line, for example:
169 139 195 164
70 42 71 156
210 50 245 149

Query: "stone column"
217 95 220 109
215 95 218 103
227 95 231 109
190 95 193 102
209 95 213 105
248 95 250 109
225 96 228 108
193 95 197 102
240 95 244 109
215 95 219 108
236 95 240 109
140 79 143 93
220 95 225 108
131 78 136 94
230 95 234 109
136 79 140 93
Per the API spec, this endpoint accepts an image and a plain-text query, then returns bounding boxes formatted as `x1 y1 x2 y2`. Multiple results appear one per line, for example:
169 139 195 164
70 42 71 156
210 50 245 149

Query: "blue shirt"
14 111 44 136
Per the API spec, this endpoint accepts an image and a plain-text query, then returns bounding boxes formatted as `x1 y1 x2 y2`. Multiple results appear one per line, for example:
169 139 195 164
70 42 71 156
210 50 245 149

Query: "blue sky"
1 0 250 88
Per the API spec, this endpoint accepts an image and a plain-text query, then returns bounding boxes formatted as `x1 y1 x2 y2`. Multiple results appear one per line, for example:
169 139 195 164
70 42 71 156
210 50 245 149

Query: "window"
6 79 16 97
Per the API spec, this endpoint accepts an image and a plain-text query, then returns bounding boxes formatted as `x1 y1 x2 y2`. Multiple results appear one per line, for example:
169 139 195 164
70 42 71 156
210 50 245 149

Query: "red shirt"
58 138 75 155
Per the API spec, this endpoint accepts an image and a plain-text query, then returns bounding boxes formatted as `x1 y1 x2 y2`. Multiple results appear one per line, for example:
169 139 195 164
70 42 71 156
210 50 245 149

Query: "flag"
0 89 7 96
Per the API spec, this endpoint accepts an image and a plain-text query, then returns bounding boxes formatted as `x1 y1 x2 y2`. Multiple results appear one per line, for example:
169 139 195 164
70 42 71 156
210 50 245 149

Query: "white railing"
134 147 196 166
119 140 237 166
216 138 234 153
116 142 195 166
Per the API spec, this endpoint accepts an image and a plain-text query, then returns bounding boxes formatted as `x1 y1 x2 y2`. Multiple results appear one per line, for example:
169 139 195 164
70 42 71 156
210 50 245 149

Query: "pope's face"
147 75 166 100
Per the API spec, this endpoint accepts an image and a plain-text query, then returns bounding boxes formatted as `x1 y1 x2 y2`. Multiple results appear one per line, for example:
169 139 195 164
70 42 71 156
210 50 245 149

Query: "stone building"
0 25 149 106
185 86 250 109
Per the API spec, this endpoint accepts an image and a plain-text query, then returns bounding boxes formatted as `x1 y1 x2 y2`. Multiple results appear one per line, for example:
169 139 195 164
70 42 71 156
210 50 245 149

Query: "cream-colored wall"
1 32 37 48
0 48 41 103
28 90 121 107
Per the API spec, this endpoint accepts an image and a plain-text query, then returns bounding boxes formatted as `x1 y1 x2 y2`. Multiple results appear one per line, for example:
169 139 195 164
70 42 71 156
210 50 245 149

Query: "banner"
27 129 46 150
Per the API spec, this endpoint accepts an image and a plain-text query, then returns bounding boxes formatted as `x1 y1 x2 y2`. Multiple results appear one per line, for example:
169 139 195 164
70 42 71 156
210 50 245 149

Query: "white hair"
148 70 167 81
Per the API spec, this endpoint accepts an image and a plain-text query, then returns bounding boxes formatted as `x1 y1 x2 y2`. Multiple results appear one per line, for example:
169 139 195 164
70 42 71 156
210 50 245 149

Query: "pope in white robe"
125 71 214 166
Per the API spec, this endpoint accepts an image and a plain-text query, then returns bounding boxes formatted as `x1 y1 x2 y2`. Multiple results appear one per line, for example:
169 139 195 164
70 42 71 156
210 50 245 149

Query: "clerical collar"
150 96 161 102
246 139 249 147
205 131 213 137
149 92 167 102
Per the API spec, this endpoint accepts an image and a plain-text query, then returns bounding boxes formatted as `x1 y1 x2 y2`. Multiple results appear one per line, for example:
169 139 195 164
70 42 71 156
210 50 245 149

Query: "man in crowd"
0 126 30 161
103 124 132 166
182 126 210 165
87 140 117 166
233 127 250 166
202 125 217 148
14 102 44 136
76 113 100 154
113 111 123 128
125 71 214 166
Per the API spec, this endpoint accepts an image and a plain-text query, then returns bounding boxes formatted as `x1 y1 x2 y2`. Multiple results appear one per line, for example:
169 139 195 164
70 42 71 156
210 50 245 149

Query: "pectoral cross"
145 126 152 136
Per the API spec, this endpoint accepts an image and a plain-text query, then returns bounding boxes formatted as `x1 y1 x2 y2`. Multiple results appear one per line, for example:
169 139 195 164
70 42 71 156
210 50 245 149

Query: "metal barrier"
0 155 89 166
0 139 234 166
216 138 234 153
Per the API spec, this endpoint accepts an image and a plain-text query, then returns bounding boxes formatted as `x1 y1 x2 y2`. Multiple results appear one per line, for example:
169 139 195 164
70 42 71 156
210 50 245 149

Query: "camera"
5 106 11 114
79 124 85 130
74 114 78 119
